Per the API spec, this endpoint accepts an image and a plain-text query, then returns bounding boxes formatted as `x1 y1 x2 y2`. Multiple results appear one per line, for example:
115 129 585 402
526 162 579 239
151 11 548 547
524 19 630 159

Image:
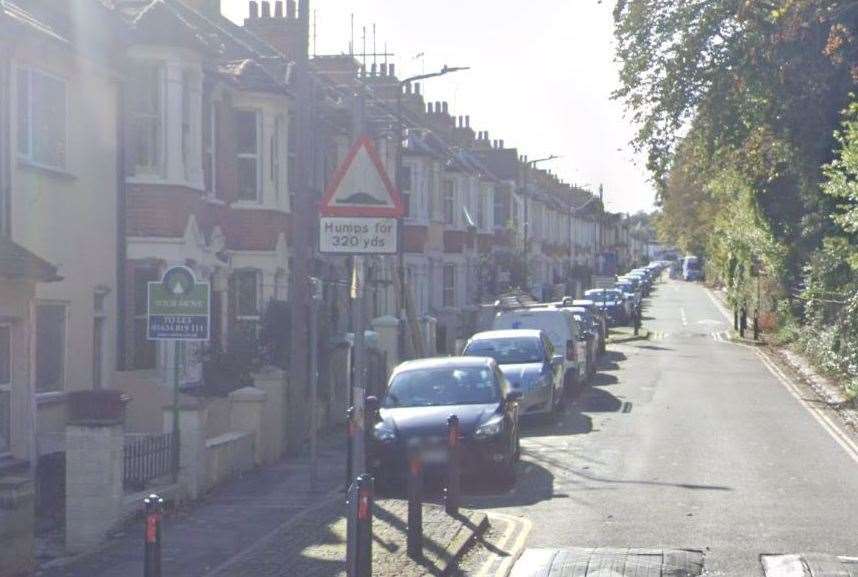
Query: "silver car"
462 329 564 416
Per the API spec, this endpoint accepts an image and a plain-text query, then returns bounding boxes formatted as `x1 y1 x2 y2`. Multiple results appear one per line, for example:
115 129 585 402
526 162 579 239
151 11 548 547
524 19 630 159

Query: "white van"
492 308 587 389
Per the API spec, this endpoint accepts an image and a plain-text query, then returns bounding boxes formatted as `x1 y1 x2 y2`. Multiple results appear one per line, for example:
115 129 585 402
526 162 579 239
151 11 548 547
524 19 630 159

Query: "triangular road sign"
320 136 404 217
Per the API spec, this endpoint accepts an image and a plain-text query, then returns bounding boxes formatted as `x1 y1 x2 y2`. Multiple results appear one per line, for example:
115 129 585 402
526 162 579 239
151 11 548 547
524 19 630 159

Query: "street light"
395 64 470 359
521 155 561 293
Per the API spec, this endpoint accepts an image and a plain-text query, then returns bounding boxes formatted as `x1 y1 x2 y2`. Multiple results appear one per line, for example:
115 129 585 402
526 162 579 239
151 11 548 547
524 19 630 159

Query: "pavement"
38 434 486 577
460 278 858 576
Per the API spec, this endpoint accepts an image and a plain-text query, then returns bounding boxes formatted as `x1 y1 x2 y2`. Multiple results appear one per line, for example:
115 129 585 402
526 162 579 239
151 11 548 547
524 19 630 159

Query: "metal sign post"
147 266 211 483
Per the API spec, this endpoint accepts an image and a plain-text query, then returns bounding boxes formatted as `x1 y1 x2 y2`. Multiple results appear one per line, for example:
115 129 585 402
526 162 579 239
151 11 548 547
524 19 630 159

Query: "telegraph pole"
351 89 367 478
287 0 313 455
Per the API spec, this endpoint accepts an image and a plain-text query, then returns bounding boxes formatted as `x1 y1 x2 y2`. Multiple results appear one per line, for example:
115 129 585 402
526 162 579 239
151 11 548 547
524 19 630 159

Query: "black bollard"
740 307 747 338
753 310 760 341
734 308 739 331
356 474 374 577
445 415 461 516
143 494 163 577
407 456 424 559
346 406 355 492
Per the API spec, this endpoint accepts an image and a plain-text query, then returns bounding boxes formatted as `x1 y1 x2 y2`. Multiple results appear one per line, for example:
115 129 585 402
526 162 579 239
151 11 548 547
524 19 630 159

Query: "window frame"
442 179 455 225
17 66 69 171
442 264 456 308
133 265 159 370
236 109 262 203
234 269 262 322
0 324 9 455
0 324 11 387
203 94 217 196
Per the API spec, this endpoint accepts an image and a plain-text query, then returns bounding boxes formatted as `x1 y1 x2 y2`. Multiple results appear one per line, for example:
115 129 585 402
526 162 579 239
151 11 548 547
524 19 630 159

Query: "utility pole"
521 155 560 293
395 66 469 360
351 89 367 478
287 0 313 455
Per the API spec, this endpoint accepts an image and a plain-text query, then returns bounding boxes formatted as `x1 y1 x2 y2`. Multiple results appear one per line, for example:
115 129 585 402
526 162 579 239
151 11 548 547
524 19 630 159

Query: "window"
442 180 455 224
17 67 67 169
0 325 9 385
128 63 163 175
35 304 67 393
271 115 284 202
400 165 412 217
443 264 456 307
181 70 193 180
203 95 216 194
477 189 487 230
236 110 261 201
133 265 159 370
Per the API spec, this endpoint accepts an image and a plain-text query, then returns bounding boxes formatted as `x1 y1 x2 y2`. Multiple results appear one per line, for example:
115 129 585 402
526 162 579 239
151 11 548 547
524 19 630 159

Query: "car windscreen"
463 338 544 365
384 366 500 408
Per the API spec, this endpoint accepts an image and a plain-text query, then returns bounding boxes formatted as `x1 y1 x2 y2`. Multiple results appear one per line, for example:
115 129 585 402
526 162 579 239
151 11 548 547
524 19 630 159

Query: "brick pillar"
228 387 267 466
65 422 124 553
0 475 35 577
253 368 286 464
163 399 208 500
370 315 400 373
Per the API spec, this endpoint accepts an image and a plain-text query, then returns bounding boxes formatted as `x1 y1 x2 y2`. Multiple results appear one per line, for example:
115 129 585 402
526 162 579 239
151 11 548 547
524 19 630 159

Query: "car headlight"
372 422 396 443
474 417 504 439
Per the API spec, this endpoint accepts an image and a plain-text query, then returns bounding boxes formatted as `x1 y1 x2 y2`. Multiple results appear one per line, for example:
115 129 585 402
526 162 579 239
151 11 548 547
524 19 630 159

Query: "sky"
221 0 655 214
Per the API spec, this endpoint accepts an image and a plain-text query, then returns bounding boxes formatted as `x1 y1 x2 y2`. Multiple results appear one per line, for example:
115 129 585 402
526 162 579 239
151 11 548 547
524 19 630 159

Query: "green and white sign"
147 266 210 341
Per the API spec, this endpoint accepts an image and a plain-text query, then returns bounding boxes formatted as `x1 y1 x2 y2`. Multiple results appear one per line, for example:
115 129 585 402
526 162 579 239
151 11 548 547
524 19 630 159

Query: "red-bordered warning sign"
319 136 404 218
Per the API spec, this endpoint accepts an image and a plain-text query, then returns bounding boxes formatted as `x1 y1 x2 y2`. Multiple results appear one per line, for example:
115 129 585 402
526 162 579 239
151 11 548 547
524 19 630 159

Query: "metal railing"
124 433 176 491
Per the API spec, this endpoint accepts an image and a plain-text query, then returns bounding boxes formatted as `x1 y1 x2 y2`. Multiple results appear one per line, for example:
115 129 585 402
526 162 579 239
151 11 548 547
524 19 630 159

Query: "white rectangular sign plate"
320 217 398 254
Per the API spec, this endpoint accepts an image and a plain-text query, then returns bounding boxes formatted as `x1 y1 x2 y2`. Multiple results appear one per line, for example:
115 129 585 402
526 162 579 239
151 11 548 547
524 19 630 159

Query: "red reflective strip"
410 458 422 477
448 424 459 448
146 513 159 543
357 490 371 520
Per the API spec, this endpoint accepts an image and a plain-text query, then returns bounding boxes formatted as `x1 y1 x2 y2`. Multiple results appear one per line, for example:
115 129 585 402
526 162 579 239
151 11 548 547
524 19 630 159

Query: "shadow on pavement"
521 406 593 438
598 350 627 371
589 372 619 387
462 459 557 508
576 386 623 413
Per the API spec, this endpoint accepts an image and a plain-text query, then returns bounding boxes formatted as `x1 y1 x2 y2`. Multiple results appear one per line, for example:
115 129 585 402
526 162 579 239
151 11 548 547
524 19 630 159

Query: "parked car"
567 308 599 378
493 308 588 389
367 357 522 486
584 288 627 325
462 330 564 417
683 255 704 281
571 299 608 354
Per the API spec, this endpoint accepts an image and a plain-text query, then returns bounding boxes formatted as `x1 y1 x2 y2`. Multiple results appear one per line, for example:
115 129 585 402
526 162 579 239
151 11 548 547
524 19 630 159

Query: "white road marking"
680 307 688 326
704 286 858 467
760 554 807 577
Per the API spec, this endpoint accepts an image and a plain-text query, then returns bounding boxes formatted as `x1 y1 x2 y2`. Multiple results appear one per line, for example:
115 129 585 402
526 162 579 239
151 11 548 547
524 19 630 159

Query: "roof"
469 329 543 341
392 356 494 375
0 238 61 282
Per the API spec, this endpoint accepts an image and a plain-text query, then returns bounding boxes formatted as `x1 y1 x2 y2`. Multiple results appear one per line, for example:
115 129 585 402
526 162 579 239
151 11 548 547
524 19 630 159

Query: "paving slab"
509 548 705 577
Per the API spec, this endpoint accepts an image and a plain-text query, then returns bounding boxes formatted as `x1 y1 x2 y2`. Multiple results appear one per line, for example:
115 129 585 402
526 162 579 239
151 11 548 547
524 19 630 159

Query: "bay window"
236 110 261 201
443 264 456 307
128 63 163 176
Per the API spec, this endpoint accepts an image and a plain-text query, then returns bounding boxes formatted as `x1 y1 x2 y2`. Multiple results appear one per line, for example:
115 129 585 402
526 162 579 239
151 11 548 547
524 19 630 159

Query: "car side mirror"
506 390 523 403
550 354 564 368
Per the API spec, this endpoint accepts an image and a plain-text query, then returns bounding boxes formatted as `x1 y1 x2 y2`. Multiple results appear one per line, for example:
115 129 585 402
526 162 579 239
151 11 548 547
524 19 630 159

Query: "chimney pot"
389 63 396 77
427 103 434 114
286 0 296 18
457 116 463 128
249 0 259 18
260 1 270 18
465 115 470 128
380 63 387 76
371 63 377 76
274 1 283 17
404 83 411 95
414 82 421 95
442 102 449 114
499 140 504 149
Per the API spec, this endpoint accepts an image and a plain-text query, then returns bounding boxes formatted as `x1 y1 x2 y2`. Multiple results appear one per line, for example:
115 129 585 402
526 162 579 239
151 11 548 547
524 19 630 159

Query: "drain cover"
510 547 705 577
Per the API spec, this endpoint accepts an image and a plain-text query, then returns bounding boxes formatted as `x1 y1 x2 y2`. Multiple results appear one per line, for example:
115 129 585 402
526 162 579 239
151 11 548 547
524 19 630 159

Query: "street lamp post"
395 65 469 360
521 155 560 294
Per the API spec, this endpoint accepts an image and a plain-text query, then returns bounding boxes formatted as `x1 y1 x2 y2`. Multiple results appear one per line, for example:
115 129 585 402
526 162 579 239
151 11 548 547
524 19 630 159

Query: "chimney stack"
261 1 270 18
286 0 296 18
249 0 259 18
274 1 283 17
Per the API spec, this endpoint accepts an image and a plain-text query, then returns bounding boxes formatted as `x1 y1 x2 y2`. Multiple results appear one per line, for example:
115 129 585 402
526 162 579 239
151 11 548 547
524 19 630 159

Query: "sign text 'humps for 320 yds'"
319 217 398 254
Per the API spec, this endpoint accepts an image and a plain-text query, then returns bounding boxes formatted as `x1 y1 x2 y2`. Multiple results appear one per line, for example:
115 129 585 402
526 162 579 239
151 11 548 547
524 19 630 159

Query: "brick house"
113 0 292 432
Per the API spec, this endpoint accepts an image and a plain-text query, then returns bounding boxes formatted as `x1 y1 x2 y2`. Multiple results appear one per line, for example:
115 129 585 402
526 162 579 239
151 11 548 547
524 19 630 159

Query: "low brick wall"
205 431 255 490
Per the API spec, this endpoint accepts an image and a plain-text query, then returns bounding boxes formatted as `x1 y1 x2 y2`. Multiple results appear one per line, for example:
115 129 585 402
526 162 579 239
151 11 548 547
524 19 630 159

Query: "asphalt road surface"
463 278 858 576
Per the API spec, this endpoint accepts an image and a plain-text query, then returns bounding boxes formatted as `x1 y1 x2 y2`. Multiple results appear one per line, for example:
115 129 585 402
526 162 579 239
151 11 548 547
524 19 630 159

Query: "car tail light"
566 339 576 362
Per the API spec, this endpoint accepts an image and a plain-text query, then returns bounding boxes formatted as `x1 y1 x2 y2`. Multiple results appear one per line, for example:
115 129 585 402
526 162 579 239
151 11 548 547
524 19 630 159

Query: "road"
462 279 858 576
